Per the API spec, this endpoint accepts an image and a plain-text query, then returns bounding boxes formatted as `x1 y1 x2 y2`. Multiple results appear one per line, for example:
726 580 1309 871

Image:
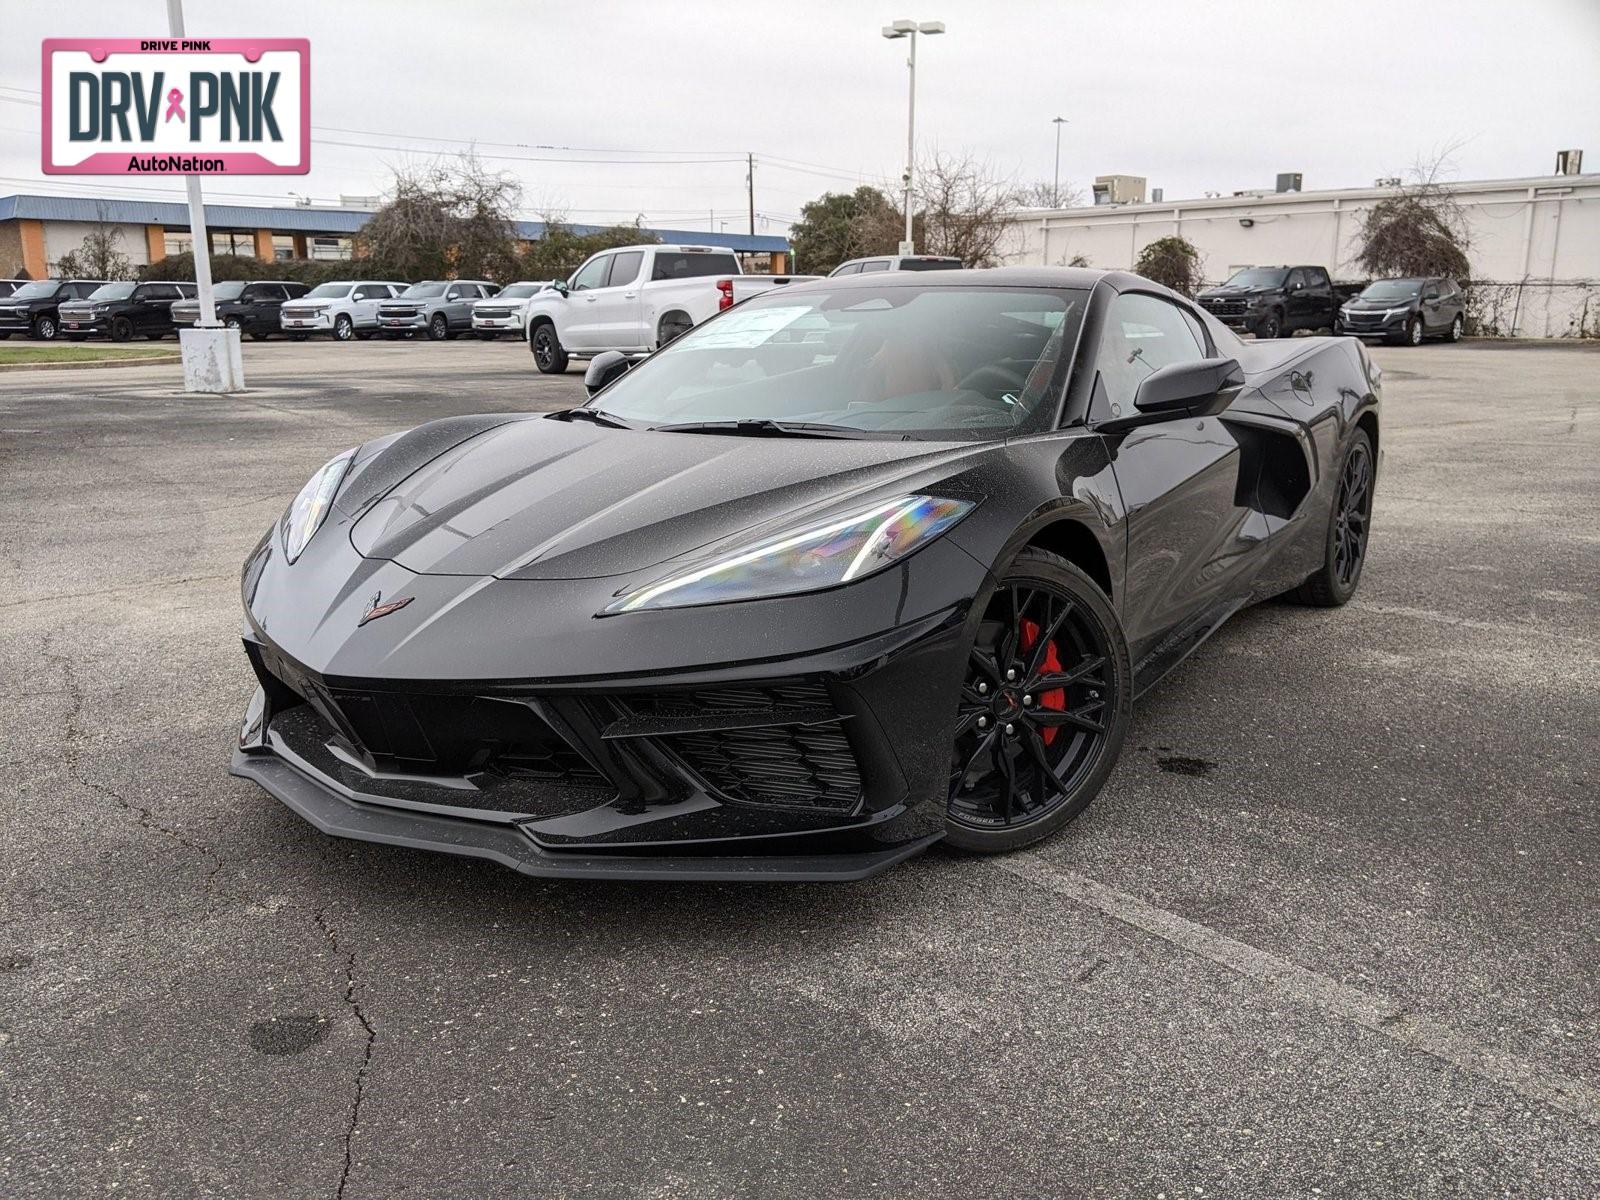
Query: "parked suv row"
171 281 311 340
280 281 407 340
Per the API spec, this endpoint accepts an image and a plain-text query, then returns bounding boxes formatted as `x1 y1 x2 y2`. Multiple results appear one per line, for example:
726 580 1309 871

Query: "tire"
944 550 1133 854
109 316 134 342
1254 311 1281 340
249 331 269 342
144 333 165 341
428 313 449 341
0 332 10 340
1332 315 1345 336
1292 427 1375 608
477 331 498 341
32 314 58 340
530 322 568 374
333 314 355 342
657 312 693 348
66 335 88 342
1448 314 1463 343
224 315 243 331
1404 316 1424 347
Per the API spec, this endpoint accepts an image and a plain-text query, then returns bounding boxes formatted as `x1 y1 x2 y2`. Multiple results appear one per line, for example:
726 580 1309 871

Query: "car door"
243 284 282 331
1281 269 1309 329
350 284 387 328
1090 291 1256 664
584 250 645 350
1302 267 1333 330
1419 278 1448 332
562 254 614 349
132 283 168 334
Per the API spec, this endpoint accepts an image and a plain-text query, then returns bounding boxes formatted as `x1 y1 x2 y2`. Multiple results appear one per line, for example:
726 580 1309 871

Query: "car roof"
804 265 1113 290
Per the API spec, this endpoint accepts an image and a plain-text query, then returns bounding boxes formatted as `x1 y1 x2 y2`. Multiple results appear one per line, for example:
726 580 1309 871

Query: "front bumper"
472 316 523 332
59 314 109 335
0 312 37 333
1341 313 1408 338
378 312 429 332
281 310 334 332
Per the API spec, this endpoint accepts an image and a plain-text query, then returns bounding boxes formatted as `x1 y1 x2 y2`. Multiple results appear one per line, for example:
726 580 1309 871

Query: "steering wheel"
956 363 1027 397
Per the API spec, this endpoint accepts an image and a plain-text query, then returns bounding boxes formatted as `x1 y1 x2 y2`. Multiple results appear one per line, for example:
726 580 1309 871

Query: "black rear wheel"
946 551 1132 853
1293 428 1374 607
1255 311 1281 340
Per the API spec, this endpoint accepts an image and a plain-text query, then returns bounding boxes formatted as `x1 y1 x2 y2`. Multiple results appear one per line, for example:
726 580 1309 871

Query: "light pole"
1052 116 1068 207
882 18 944 255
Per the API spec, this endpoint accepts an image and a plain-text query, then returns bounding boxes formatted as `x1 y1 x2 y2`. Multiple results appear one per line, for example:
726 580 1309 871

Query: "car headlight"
603 493 975 614
280 448 356 563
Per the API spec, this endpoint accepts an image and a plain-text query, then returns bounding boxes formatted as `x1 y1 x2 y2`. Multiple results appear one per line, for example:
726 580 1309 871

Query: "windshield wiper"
649 418 867 439
550 407 636 429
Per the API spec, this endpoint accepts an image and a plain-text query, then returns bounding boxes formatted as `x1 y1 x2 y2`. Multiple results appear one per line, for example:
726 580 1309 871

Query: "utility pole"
1052 116 1068 208
166 0 243 391
747 152 755 236
882 20 944 255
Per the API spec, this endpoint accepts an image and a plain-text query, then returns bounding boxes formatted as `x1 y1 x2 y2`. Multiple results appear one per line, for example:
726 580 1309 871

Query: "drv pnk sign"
42 38 309 175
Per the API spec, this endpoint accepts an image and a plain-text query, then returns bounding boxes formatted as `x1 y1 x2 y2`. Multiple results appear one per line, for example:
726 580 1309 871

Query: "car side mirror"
584 350 633 396
551 280 569 297
1424 290 1440 300
1129 357 1245 421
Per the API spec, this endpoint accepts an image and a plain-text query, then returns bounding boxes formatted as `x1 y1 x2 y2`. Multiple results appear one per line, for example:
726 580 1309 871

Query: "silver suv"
377 280 499 340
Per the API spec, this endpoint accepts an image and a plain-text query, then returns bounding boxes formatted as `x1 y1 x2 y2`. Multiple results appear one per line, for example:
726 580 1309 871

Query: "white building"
998 173 1600 338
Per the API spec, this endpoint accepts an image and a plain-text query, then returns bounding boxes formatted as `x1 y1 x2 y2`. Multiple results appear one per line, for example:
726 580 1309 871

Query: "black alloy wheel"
110 316 134 342
946 551 1132 853
1255 312 1281 340
531 323 568 373
334 314 355 341
33 314 58 340
1293 428 1375 607
428 313 449 341
225 315 243 330
1448 314 1463 342
1406 316 1424 346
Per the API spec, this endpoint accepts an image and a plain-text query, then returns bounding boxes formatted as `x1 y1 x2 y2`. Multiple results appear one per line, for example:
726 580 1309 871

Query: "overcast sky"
4 0 1597 235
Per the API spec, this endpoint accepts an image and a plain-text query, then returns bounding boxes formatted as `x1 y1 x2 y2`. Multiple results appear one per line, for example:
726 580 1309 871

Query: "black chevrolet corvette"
232 268 1380 881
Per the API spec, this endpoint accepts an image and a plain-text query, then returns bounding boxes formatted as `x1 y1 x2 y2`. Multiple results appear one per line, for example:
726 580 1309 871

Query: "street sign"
42 38 309 176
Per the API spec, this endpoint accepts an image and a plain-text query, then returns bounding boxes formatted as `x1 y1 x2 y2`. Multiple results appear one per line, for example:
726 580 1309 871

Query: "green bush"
139 252 359 286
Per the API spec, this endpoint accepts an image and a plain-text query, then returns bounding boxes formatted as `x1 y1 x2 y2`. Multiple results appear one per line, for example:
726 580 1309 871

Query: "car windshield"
305 283 352 298
1360 279 1424 300
401 283 447 298
9 282 61 300
1222 268 1288 289
496 282 545 298
590 284 1089 442
210 281 247 301
88 282 136 301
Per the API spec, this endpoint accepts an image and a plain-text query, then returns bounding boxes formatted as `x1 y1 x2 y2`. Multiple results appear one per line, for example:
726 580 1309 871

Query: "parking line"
1000 854 1600 1125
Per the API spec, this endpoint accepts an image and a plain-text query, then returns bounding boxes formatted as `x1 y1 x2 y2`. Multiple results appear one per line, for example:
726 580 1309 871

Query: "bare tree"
1015 179 1087 209
1134 236 1205 297
358 153 523 281
1355 148 1473 281
908 151 1023 267
54 205 134 280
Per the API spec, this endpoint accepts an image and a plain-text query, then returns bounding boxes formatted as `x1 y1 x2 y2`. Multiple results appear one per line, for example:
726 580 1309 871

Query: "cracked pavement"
1 339 1597 1197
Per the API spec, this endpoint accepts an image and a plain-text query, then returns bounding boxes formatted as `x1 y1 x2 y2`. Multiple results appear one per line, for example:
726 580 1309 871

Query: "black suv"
59 281 198 341
1197 265 1356 339
171 280 311 340
1340 277 1465 346
0 279 107 340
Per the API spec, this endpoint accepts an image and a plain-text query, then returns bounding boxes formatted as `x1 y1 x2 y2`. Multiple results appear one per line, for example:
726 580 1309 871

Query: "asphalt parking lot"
2 337 1597 1198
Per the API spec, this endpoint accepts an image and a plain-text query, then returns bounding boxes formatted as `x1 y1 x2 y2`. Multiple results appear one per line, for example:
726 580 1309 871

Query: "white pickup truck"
524 244 815 373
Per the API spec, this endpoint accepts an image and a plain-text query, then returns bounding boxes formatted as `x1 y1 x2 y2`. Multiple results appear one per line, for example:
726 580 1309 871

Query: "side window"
444 285 462 300
649 252 739 281
1285 269 1305 290
352 285 380 301
571 256 611 291
1092 292 1208 421
858 260 890 273
148 284 180 300
178 283 197 298
606 251 644 288
833 262 862 276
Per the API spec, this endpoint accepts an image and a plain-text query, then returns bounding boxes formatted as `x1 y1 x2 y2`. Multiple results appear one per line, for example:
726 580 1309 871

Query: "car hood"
1346 297 1414 309
283 297 336 309
349 416 984 581
1199 286 1272 299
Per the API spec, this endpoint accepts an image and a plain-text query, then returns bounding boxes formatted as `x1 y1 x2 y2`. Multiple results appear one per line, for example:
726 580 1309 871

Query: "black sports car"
232 268 1381 881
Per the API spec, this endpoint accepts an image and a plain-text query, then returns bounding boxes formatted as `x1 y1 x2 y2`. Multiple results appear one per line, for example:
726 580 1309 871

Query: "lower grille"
1204 299 1248 316
620 683 863 812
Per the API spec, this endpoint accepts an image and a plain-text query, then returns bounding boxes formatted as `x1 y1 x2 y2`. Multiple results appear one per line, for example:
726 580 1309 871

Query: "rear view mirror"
584 350 633 396
1132 357 1245 418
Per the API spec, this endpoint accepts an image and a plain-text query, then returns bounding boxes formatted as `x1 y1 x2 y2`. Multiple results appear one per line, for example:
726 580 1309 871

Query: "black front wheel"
1293 428 1375 607
1448 314 1463 342
110 316 134 342
1255 312 1281 340
530 324 569 374
946 551 1133 853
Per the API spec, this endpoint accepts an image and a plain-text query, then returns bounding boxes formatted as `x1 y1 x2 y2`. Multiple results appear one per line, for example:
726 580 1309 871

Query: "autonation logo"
42 38 309 176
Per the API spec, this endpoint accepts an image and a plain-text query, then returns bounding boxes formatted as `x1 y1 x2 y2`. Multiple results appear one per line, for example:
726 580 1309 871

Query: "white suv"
279 281 406 341
471 280 556 340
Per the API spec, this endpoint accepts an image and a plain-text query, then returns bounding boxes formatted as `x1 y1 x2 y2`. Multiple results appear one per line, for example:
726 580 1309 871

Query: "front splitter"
230 750 943 883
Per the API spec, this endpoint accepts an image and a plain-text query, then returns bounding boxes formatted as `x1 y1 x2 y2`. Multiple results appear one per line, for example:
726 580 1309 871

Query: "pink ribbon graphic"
164 88 185 123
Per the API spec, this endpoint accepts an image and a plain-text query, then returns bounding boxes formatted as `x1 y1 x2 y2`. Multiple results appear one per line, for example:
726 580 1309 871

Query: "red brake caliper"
1018 618 1067 746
